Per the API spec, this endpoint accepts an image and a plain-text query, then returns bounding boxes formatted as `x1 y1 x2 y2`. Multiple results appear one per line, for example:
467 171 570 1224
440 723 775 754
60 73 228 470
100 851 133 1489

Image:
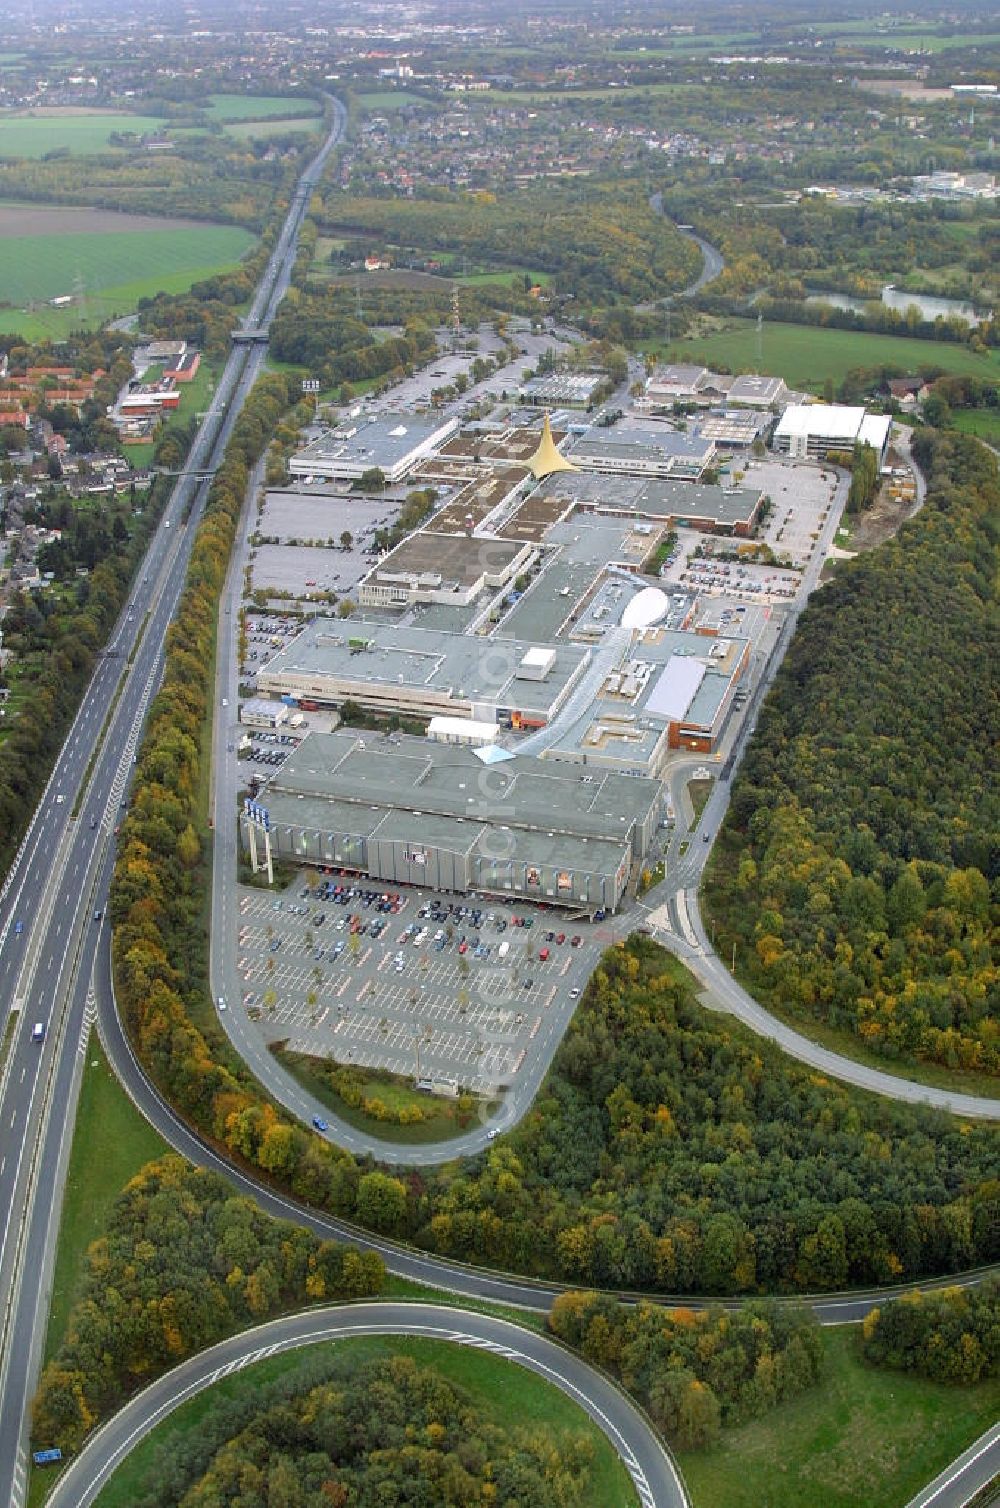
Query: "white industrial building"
289 413 460 485
427 716 499 747
241 697 290 729
773 404 892 463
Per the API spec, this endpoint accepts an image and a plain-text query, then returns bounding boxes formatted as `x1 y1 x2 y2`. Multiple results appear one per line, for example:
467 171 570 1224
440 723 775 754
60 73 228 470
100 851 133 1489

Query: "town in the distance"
0 3 996 1507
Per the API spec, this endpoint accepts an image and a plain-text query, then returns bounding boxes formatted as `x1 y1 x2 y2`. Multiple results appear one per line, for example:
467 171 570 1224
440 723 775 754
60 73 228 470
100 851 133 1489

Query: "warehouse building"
357 529 533 608
540 471 765 535
244 731 662 912
256 620 591 728
638 363 712 411
773 404 892 463
289 413 459 484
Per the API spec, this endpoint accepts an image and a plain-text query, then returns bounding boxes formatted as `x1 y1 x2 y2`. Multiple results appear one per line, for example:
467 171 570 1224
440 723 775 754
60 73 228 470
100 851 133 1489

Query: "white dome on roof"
621 586 669 630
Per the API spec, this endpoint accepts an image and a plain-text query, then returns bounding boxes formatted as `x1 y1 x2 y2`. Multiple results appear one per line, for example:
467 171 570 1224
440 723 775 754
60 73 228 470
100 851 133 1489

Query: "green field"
460 264 553 287
952 407 1000 446
223 115 321 140
355 90 423 110
0 111 170 158
42 1033 170 1366
205 93 320 122
0 223 255 341
660 318 1000 391
680 1327 999 1508
91 1335 639 1508
275 1045 496 1145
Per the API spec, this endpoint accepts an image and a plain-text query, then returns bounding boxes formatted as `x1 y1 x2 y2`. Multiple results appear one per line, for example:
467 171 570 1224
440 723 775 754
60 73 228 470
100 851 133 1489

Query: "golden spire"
527 413 578 480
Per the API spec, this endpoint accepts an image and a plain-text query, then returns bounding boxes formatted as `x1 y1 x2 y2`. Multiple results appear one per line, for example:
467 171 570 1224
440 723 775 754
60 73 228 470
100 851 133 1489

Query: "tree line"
31 1157 384 1456
269 293 437 389
549 1289 822 1450
703 428 998 1074
861 1279 999 1386
131 1348 595 1508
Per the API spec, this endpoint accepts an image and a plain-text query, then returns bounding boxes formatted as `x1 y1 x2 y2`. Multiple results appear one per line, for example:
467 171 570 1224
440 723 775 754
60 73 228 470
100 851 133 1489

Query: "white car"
217 995 227 1011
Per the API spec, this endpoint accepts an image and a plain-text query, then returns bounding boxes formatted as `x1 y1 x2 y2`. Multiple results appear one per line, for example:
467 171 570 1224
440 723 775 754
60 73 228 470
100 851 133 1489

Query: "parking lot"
249 489 404 602
231 874 604 1096
241 612 304 683
746 457 840 570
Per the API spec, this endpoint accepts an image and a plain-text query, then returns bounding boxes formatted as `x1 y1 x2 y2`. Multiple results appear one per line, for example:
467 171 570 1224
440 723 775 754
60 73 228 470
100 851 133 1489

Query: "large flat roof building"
566 423 715 481
726 374 788 409
640 364 712 410
245 730 662 912
356 529 533 608
256 619 591 728
289 413 459 484
519 372 605 408
540 471 764 536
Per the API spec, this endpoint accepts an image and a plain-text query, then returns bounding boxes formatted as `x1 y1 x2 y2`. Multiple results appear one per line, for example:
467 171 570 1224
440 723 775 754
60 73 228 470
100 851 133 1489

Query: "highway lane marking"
907 1423 1000 1507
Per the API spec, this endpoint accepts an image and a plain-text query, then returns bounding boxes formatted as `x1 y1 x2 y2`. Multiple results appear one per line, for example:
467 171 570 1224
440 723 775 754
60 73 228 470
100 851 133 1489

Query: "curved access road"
647 191 725 300
93 925 999 1323
44 1302 684 1508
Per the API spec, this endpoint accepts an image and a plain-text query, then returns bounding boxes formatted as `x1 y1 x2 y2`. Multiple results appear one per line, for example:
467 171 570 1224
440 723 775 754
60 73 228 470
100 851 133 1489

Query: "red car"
556 933 566 945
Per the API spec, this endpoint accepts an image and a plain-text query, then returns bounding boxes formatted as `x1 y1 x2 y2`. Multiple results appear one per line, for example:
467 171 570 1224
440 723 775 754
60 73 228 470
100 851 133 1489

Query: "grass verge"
27 1033 170 1508
40 1033 170 1368
687 777 714 825
91 1335 640 1508
273 1044 497 1145
679 1326 1000 1508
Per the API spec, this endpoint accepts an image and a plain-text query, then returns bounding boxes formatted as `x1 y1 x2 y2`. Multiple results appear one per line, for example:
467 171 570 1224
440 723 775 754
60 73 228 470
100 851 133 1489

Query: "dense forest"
130 1349 596 1508
31 1157 384 1456
862 1278 999 1385
549 1290 822 1449
314 182 700 305
704 428 998 1074
269 295 437 388
417 940 998 1290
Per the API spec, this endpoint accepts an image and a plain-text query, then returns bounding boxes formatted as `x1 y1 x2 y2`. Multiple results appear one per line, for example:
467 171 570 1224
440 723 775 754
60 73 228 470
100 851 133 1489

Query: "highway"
0 95 347 1508
42 1301 684 1508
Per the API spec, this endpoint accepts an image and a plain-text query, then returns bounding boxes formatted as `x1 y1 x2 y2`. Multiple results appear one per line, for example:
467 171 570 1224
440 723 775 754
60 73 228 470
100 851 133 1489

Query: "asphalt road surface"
43 1301 684 1508
902 1423 1000 1508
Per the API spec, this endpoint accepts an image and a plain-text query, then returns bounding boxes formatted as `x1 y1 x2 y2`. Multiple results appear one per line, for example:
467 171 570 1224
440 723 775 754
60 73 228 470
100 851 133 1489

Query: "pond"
806 286 989 326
